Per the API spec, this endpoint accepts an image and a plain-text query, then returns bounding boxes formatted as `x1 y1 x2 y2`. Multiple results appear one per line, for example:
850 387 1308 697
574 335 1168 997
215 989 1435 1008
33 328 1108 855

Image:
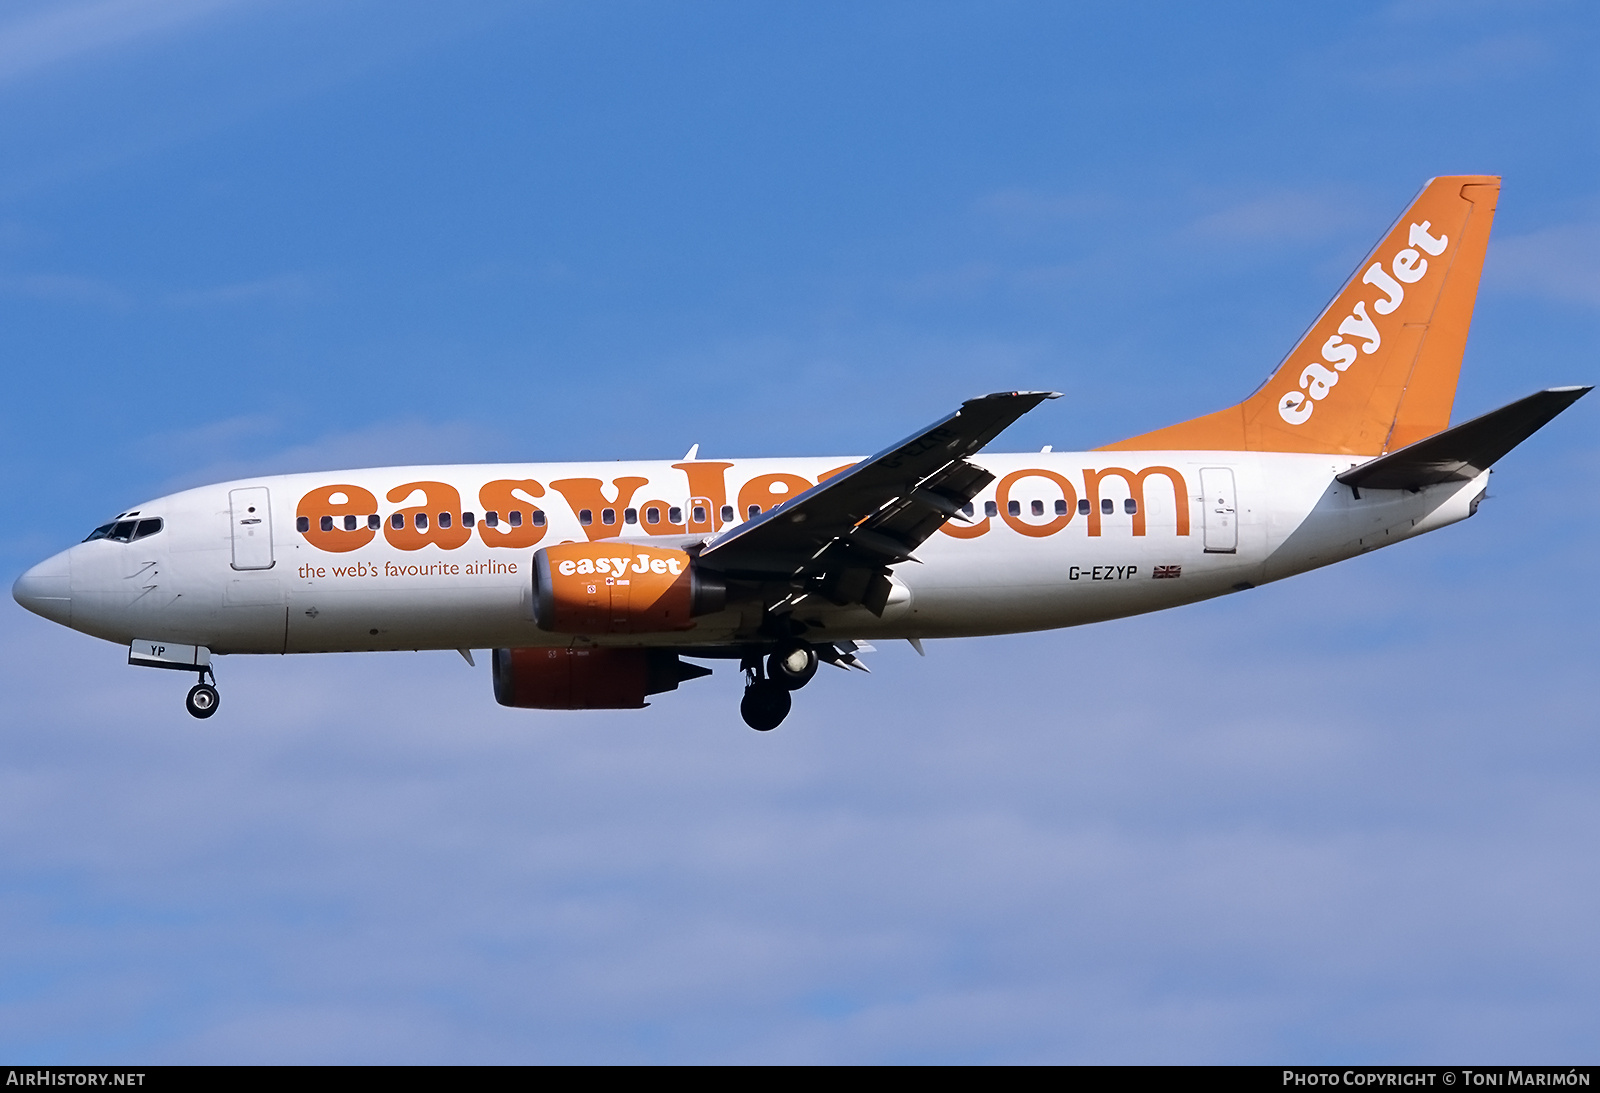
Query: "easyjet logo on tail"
1278 220 1449 426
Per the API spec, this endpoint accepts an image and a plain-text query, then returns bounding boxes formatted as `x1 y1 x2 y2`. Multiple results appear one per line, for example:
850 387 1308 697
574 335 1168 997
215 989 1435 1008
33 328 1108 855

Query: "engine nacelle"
531 542 725 635
491 647 711 709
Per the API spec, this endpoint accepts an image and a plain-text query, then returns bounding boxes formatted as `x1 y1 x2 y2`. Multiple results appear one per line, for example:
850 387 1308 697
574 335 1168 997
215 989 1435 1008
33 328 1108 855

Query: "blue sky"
2 0 1597 1063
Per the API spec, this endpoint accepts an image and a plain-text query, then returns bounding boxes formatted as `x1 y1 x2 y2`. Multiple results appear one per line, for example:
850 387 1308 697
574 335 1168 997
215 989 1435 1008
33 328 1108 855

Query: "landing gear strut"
185 667 220 719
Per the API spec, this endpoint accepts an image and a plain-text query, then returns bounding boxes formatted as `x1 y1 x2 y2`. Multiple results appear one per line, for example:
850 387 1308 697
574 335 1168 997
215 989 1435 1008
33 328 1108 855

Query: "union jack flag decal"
1153 565 1182 579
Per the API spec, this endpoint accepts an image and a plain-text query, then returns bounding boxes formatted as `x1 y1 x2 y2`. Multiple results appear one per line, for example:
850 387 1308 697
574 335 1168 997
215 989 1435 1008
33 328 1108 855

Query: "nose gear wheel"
186 683 220 719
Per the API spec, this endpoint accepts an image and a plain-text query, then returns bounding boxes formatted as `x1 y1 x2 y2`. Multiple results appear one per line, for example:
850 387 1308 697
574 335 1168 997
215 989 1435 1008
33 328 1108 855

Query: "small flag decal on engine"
1153 565 1182 579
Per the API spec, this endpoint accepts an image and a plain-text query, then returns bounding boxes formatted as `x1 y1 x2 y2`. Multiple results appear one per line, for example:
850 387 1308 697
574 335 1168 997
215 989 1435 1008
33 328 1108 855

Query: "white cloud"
0 0 250 88
0 271 131 308
0 269 316 311
1349 32 1550 88
633 331 1062 457
974 189 1123 234
1186 190 1368 245
150 417 515 493
164 273 316 309
1487 221 1600 307
1379 0 1564 26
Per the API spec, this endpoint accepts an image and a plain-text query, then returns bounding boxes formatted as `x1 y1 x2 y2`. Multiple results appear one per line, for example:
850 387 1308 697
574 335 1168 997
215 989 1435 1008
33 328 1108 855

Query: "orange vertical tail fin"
1101 175 1499 455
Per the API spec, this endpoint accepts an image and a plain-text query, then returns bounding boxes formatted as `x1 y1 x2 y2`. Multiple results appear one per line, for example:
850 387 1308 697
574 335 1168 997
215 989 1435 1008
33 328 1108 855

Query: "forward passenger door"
229 487 275 570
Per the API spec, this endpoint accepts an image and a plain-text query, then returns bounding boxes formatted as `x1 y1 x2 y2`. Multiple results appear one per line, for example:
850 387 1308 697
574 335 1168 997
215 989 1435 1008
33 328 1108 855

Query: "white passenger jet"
12 176 1588 729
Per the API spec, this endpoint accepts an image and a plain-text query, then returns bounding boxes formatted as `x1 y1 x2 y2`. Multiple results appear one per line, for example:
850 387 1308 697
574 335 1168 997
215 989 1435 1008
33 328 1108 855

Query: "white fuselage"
22 451 1488 656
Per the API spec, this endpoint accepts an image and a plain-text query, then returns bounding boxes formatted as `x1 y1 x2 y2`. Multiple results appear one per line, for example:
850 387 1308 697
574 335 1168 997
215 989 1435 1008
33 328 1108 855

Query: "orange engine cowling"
491 647 712 709
531 542 725 635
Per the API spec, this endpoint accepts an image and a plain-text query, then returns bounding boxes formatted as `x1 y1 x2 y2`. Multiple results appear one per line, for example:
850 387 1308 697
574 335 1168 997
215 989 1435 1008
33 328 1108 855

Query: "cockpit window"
85 518 163 543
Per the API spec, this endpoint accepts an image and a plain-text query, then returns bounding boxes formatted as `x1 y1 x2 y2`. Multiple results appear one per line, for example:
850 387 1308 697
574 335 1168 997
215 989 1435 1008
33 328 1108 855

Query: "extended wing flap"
1337 386 1590 491
846 458 996 558
699 391 1058 578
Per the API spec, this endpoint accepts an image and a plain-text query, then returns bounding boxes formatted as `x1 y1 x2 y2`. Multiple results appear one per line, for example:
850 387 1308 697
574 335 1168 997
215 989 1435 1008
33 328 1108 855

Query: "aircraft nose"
12 551 72 627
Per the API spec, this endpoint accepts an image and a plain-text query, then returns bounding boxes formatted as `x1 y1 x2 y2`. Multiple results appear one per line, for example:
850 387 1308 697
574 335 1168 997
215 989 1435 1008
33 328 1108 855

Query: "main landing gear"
185 669 220 719
740 678 790 731
740 641 819 731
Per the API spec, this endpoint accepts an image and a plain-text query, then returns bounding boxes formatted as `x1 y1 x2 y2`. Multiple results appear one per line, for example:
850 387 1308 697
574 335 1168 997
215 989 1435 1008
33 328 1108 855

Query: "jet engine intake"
531 542 725 634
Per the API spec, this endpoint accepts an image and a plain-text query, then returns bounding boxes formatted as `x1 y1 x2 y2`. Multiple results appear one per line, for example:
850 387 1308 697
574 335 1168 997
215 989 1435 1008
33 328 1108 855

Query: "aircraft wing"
1338 386 1590 492
696 390 1058 612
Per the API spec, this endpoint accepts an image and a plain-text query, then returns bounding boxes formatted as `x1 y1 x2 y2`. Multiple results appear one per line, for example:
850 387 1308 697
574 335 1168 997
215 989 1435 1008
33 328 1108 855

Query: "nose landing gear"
126 642 221 720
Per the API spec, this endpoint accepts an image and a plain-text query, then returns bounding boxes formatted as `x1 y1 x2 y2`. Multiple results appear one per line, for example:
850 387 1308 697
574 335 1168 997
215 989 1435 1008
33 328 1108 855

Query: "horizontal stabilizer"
1337 386 1590 491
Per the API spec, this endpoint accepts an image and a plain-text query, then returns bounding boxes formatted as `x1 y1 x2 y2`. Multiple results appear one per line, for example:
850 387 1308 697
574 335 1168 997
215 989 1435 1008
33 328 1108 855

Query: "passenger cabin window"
721 505 734 523
1124 498 1138 514
692 505 706 523
1007 500 1020 517
320 516 334 532
1100 499 1113 515
1055 500 1068 516
438 512 452 529
367 514 381 530
508 511 523 527
601 508 616 525
344 514 358 531
579 509 593 526
624 508 638 525
484 511 499 527
462 511 475 527
747 505 760 520
646 507 661 525
961 503 974 518
295 517 309 533
415 512 429 529
669 507 683 524
391 513 405 529
1078 499 1090 515
1031 500 1044 517
532 510 546 527
984 501 998 518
